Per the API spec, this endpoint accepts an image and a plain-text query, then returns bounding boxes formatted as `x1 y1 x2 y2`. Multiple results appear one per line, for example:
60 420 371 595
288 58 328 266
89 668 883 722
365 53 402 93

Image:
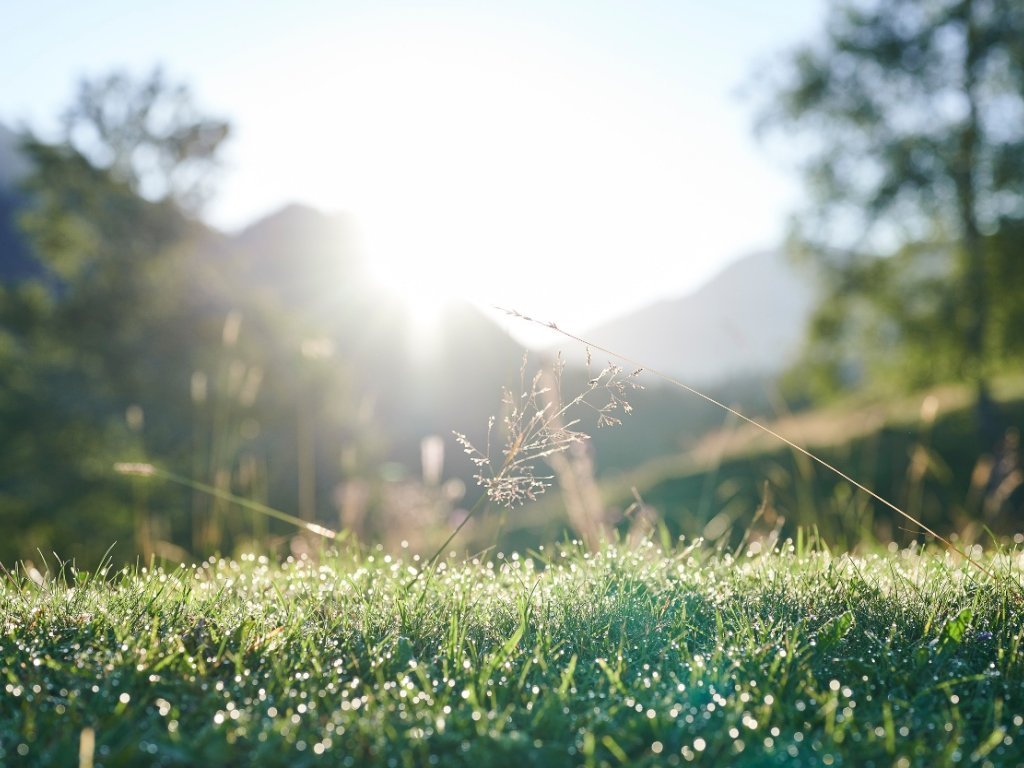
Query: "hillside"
577 250 816 384
0 142 823 563
0 124 35 282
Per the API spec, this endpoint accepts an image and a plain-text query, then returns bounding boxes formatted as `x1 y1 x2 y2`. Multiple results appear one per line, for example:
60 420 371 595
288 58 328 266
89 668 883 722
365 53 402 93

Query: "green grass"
3 540 1023 767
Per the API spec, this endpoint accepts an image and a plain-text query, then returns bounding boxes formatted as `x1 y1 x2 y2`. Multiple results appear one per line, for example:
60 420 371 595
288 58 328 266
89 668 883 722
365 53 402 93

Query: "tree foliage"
62 67 229 211
0 140 200 561
760 0 1024 397
0 71 232 564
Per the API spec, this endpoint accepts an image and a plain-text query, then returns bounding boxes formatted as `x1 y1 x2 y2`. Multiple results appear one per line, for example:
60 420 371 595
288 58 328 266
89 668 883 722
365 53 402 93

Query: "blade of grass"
113 463 342 541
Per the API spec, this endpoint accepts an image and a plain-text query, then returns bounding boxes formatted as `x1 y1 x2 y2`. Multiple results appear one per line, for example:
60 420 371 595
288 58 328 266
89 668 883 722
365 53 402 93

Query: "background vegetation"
3 3 1024 765
1 0 1023 570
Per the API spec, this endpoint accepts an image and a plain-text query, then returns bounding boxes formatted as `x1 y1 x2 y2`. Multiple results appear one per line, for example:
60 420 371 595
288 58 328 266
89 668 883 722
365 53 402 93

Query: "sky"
0 0 826 345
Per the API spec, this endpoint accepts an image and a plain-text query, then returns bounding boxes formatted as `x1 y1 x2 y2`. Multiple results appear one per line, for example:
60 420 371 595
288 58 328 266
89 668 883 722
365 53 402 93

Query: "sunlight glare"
341 28 680 344
252 14 794 346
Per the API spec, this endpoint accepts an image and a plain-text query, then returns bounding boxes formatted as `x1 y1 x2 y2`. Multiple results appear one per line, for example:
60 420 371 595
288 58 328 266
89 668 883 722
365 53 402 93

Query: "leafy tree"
0 71 229 565
759 0 1024 417
62 67 229 211
0 71 386 565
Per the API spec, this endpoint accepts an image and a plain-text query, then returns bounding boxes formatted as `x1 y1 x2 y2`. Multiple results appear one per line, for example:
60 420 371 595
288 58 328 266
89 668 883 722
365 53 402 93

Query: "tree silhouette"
759 0 1024 421
62 67 229 211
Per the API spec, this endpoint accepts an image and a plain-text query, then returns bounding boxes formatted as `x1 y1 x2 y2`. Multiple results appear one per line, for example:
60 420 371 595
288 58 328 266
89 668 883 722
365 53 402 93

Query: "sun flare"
308 26 695 343
262 15 792 347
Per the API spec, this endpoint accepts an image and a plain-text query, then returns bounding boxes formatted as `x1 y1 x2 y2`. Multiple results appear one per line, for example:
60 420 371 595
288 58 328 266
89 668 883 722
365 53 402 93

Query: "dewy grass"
2 541 1023 766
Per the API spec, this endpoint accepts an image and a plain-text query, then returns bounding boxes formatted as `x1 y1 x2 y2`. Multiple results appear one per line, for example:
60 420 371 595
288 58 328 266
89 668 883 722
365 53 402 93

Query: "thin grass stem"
113 463 341 541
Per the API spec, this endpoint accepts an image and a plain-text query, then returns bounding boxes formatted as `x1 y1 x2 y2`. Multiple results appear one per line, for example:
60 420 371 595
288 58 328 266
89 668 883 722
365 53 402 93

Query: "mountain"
0 123 30 188
577 250 816 384
230 203 362 302
195 206 791 480
0 123 35 282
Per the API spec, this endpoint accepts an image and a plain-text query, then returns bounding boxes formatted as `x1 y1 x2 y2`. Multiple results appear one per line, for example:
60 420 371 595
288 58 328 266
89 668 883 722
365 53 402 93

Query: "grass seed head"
455 353 641 508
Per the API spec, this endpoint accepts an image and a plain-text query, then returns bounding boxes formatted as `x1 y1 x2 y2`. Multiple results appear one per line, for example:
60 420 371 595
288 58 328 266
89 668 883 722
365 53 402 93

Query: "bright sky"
1 0 825 345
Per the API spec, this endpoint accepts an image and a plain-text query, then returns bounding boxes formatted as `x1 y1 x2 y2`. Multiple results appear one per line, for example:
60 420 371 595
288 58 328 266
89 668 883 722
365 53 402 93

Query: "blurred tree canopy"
62 67 229 211
759 0 1024 412
0 71 378 565
0 71 222 565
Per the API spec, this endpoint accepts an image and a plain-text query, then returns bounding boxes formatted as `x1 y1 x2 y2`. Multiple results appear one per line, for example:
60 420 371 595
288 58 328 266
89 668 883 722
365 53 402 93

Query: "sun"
285 20 713 347
358 208 470 325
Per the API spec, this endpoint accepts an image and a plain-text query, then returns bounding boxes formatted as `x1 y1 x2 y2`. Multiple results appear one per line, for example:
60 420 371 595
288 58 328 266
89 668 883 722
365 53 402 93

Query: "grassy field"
3 540 1023 767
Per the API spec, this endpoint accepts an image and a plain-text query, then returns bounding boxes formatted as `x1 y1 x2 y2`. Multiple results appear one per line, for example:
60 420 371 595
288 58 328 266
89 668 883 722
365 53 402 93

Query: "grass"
3 539 1023 767
7 324 1024 767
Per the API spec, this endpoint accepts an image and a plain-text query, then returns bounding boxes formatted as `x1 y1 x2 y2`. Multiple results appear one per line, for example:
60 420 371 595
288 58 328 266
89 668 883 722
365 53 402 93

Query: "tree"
759 0 1024 418
2 71 389 565
62 67 229 211
0 71 230 565
14 69 231 408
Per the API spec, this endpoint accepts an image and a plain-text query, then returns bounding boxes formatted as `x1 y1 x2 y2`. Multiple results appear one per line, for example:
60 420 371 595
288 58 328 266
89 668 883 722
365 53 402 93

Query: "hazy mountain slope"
0 123 36 282
0 123 29 188
579 250 816 384
198 205 528 464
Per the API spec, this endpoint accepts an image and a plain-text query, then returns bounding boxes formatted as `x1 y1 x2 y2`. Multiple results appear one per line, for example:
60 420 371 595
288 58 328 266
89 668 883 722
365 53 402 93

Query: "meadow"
3 538 1022 767
4 333 1024 767
6 14 1024 764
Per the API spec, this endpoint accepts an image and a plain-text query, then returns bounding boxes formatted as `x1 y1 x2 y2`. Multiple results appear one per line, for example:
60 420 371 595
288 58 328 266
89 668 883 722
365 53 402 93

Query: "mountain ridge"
574 250 816 384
